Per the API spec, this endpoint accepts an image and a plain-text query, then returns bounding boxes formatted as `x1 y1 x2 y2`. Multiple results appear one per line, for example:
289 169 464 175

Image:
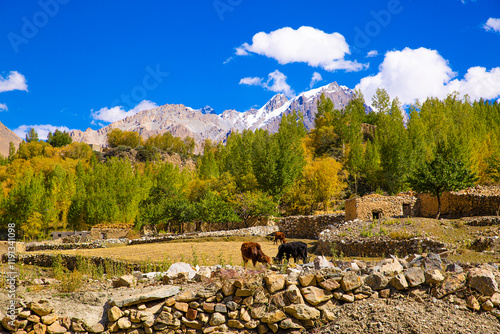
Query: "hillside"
0 121 22 158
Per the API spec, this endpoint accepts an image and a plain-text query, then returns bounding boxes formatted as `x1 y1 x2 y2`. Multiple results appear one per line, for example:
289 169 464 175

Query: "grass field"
35 236 319 268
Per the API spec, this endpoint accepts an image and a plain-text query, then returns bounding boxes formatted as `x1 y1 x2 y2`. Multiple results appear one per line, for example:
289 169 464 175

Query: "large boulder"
166 262 197 280
468 268 498 296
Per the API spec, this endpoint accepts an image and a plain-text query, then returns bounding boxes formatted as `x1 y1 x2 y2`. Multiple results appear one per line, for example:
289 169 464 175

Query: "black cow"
274 241 308 264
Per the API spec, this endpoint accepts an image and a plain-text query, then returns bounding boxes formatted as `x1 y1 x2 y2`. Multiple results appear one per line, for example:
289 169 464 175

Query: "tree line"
1 90 499 239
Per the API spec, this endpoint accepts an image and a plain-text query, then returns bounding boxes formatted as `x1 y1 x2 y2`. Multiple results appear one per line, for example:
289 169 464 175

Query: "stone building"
345 193 418 221
90 223 133 240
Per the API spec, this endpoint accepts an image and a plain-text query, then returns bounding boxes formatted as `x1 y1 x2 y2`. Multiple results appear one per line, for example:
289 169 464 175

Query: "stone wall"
90 227 131 241
277 214 344 239
4 255 500 334
316 235 449 258
417 186 500 218
345 194 418 221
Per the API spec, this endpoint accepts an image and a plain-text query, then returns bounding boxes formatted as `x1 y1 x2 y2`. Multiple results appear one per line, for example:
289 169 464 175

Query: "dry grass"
35 236 318 267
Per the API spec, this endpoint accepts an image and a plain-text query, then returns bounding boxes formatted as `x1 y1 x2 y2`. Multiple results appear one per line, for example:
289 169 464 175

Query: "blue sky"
0 0 499 139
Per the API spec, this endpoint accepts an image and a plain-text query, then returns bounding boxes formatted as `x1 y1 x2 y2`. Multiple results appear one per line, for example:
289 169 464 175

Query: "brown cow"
241 242 271 267
274 231 286 245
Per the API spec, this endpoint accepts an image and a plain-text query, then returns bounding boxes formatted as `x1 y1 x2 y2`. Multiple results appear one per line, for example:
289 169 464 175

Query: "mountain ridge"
69 82 357 149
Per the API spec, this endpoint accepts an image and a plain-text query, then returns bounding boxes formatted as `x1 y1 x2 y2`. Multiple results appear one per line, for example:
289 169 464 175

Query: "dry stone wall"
4 254 500 334
417 186 500 218
277 214 344 239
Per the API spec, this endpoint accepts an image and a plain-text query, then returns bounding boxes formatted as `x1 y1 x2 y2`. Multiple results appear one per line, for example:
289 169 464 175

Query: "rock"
33 323 46 334
235 288 253 297
482 300 494 311
250 304 267 319
379 289 391 298
405 267 425 287
202 302 215 313
268 322 279 333
340 272 362 292
166 262 197 280
364 273 389 291
286 269 301 285
244 319 259 329
181 317 202 330
265 274 286 293
298 274 316 287
270 291 287 308
314 256 335 269
72 321 86 332
423 253 442 271
424 269 445 285
209 313 225 326
491 292 500 306
28 301 54 317
156 311 179 326
174 302 189 313
378 258 404 276
240 308 252 322
432 273 467 299
46 322 66 334
318 278 341 291
300 286 333 305
27 315 40 323
283 304 320 320
468 268 498 296
107 306 124 322
390 273 409 290
221 282 236 296
261 310 287 324
279 318 304 330
87 323 105 333
467 295 481 311
113 274 137 288
285 285 305 304
446 263 464 273
186 309 198 321
226 301 238 311
227 319 245 329
162 272 189 285
112 286 180 307
59 317 71 330
18 310 31 319
117 317 131 330
194 267 213 282
175 289 198 302
341 293 355 303
40 314 57 326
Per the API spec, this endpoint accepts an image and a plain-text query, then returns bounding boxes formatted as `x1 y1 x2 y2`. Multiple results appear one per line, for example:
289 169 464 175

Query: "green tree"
231 191 277 227
8 141 16 162
25 128 39 143
409 154 477 219
195 190 240 227
47 129 73 147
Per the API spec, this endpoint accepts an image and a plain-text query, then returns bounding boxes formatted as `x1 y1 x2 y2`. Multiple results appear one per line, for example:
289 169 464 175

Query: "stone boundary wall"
4 257 500 334
345 194 418 221
416 186 500 218
316 235 449 258
277 214 344 239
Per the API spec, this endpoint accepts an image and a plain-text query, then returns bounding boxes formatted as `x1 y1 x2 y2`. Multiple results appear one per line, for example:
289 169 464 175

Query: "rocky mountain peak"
200 105 214 115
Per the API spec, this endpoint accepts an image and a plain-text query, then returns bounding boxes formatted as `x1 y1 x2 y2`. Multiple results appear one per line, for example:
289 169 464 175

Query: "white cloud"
239 77 263 86
14 125 73 141
367 50 378 58
236 26 366 72
0 103 7 111
356 47 500 106
0 71 28 93
484 18 500 33
91 100 158 123
310 72 323 88
239 70 295 98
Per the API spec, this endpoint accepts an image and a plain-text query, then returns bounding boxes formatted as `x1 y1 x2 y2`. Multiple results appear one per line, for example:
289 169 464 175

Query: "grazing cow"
274 241 308 264
241 242 271 267
274 231 286 245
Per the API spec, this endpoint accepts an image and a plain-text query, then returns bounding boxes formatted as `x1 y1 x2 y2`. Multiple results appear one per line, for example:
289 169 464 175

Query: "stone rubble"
3 252 500 334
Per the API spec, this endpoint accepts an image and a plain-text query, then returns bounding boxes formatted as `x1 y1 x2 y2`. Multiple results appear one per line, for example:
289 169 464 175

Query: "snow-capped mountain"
69 82 357 151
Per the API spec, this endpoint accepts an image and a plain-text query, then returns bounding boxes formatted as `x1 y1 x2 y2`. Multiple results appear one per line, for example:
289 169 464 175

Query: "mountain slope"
70 82 357 148
0 121 22 158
